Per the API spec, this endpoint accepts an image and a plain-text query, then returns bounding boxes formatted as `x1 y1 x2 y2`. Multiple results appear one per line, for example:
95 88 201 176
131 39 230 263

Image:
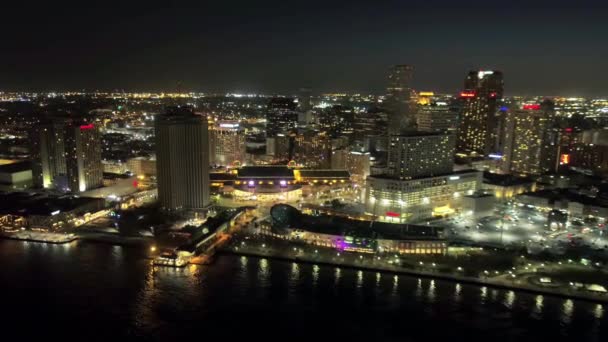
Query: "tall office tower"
298 87 312 112
387 131 455 179
266 98 298 137
385 64 417 134
155 106 210 210
416 101 459 133
500 101 559 176
293 130 332 168
64 120 103 192
29 119 67 188
456 70 504 155
319 105 355 137
209 121 246 167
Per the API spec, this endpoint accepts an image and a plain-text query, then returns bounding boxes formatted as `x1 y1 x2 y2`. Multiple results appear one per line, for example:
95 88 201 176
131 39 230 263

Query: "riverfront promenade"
223 233 608 304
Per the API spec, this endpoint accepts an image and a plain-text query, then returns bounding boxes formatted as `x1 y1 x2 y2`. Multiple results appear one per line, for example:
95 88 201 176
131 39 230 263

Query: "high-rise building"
500 101 559 176
266 98 298 137
209 121 246 167
293 130 332 168
457 70 504 155
416 101 459 133
64 120 104 192
319 105 355 137
331 149 371 181
30 119 67 189
298 88 312 112
30 116 102 192
385 64 417 134
387 131 455 179
266 133 293 161
155 106 210 210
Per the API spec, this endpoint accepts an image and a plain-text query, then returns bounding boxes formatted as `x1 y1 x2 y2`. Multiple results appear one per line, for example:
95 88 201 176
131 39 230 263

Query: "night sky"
2 1 608 96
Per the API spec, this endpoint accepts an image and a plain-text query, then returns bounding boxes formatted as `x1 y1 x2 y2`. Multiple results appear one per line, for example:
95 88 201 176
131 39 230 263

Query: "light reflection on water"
503 290 516 309
454 283 462 303
0 241 606 341
534 295 544 316
427 280 436 303
562 299 574 324
594 304 604 319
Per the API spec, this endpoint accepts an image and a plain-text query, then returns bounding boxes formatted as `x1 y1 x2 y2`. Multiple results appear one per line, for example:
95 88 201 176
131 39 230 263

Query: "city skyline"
2 2 608 96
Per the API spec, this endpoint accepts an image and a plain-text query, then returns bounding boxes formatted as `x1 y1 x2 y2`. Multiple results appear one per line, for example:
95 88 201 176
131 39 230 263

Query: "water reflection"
356 270 363 288
533 295 543 316
290 263 299 284
375 272 381 287
415 278 423 299
239 256 248 270
480 286 488 303
312 265 319 287
594 304 603 319
503 291 515 309
427 280 436 303
334 267 341 287
454 283 462 303
561 299 574 324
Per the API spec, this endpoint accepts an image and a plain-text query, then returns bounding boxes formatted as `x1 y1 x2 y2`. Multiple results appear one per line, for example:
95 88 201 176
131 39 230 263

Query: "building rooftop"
521 189 608 208
392 130 451 137
370 169 479 181
298 169 350 179
0 192 104 217
0 161 31 174
271 204 443 241
483 172 534 186
237 166 294 179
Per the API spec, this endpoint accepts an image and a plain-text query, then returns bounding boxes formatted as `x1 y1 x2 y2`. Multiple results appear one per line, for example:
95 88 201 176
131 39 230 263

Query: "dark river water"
1 239 606 341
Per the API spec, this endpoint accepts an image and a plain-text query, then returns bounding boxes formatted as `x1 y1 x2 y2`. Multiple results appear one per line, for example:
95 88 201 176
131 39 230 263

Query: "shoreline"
220 248 608 304
0 232 78 244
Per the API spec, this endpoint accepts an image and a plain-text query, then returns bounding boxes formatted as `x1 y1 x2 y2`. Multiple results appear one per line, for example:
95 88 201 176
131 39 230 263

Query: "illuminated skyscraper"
29 119 67 189
387 131 455 179
266 98 298 137
155 106 210 210
64 120 104 192
385 64 417 134
30 116 102 192
500 100 559 175
456 70 504 155
209 121 246 167
416 101 459 133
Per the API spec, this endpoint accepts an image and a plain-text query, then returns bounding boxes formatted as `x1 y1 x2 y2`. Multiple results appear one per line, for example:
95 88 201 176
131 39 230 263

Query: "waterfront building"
29 118 67 189
30 116 103 192
155 106 210 210
266 204 447 255
64 120 104 192
364 170 482 222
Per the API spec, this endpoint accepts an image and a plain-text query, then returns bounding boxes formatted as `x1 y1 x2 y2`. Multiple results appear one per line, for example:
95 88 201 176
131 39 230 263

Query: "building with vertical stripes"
155 106 210 210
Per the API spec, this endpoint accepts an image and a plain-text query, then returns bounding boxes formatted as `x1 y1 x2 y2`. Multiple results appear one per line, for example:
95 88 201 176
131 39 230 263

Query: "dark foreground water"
1 239 606 341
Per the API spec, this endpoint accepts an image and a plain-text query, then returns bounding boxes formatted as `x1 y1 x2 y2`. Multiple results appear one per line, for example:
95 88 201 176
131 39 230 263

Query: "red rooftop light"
459 91 476 98
522 104 541 110
80 124 94 130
